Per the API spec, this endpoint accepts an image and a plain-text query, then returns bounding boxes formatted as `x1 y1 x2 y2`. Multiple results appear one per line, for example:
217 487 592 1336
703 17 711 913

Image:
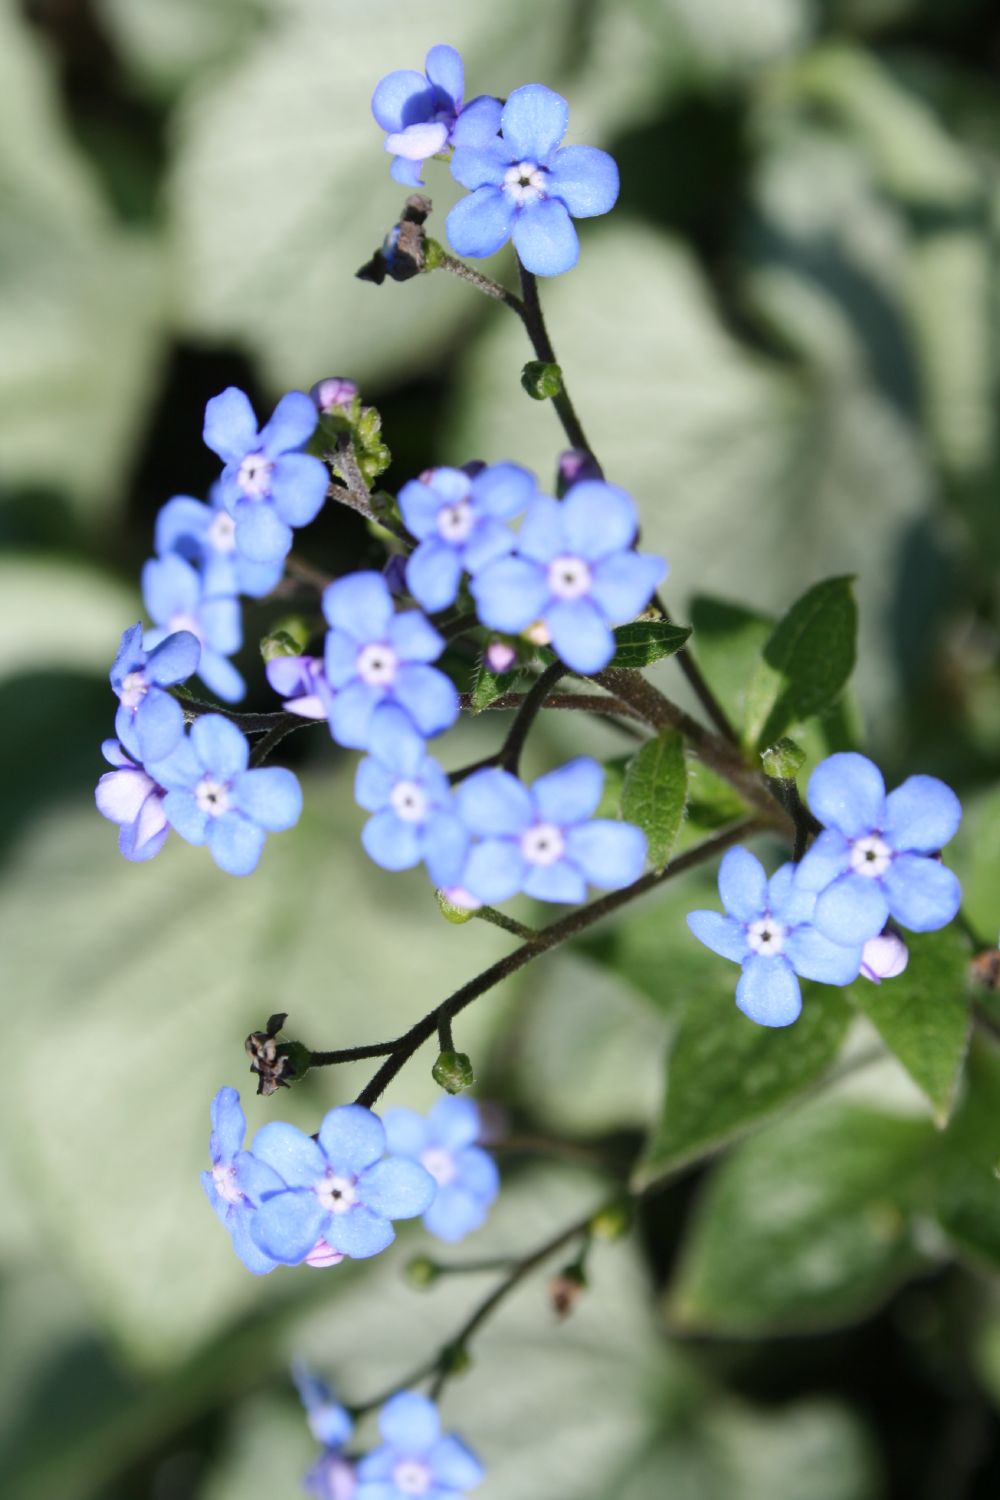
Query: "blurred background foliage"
2 0 1000 1495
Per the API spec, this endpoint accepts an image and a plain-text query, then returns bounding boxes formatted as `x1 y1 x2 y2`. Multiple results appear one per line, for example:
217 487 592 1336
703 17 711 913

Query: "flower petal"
884 854 961 932
360 1157 436 1219
565 820 646 888
371 69 432 133
449 142 509 190
203 387 257 464
259 390 317 456
231 767 302 831
318 1104 386 1175
191 714 249 776
451 93 504 148
207 812 267 876
270 452 328 527
388 610 445 664
523 859 587 903
134 691 185 764
251 1121 326 1186
446 185 515 258
209 1086 246 1164
146 629 201 686
423 1186 488 1243
517 494 566 563
382 1108 428 1158
405 539 464 612
471 555 548 631
561 481 637 559
687 910 748 963
328 679 384 749
884 776 962 854
794 829 851 893
512 198 579 277
427 1095 481 1151
197 651 246 705
718 846 767 921
457 768 533 835
323 1205 394 1260
531 757 604 824
461 837 526 904
379 1391 441 1454
96 767 152 826
234 500 292 565
547 144 620 217
501 84 569 162
784 925 862 985
251 1190 325 1264
813 872 889 945
473 462 536 520
362 809 422 871
228 1208 279 1275
736 955 802 1027
392 665 459 738
323 572 394 640
428 1435 485 1490
546 597 614 672
162 789 209 845
589 553 666 623
424 43 463 102
386 120 449 161
807 753 886 839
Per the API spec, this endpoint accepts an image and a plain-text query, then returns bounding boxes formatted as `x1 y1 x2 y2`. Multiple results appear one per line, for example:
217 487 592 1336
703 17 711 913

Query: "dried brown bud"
245 1012 299 1096
549 1265 587 1321
357 196 434 284
971 948 1000 992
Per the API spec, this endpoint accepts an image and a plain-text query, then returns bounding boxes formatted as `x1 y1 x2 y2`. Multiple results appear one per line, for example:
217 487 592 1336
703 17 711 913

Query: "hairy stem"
497 660 566 774
516 260 597 463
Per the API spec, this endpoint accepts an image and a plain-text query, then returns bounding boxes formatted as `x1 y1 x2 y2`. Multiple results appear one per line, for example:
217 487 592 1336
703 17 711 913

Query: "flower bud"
383 553 409 596
311 377 358 415
436 887 481 922
484 640 517 675
549 1265 587 1320
432 1049 475 1094
556 449 601 495
761 737 806 780
405 1254 440 1289
589 1201 631 1241
521 360 563 401
260 615 311 662
860 932 909 984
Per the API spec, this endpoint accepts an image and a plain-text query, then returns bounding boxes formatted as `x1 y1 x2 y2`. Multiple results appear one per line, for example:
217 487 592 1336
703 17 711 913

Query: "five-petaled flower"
152 714 302 876
399 463 536 612
203 386 328 565
201 1087 285 1275
794 753 962 945
447 83 619 275
248 1104 435 1264
322 572 459 749
109 621 200 763
155 486 283 599
384 1096 499 1244
372 45 502 187
687 847 864 1027
354 706 468 886
456 758 646 905
356 1392 484 1500
471 481 667 673
142 552 246 704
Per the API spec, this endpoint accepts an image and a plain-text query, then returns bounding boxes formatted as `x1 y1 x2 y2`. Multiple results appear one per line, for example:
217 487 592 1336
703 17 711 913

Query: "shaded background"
2 0 1000 1496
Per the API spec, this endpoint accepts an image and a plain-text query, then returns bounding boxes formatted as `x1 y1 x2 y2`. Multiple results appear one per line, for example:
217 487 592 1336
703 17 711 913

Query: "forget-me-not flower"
142 552 246 703
471 482 667 673
456 757 646 905
110 621 200 762
372 45 502 187
794 753 962 944
687 847 864 1027
266 655 333 720
447 83 619 275
95 739 170 863
248 1104 435 1264
356 1392 483 1500
155 487 283 599
152 714 302 876
384 1096 499 1244
322 572 459 749
201 1087 285 1275
399 463 535 612
203 387 328 565
354 706 468 885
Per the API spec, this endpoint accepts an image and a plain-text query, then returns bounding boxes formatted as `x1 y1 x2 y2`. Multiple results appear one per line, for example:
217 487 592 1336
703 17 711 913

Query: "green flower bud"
432 1050 475 1094
761 737 806 780
435 890 477 924
423 236 447 271
521 360 563 401
589 1201 631 1241
405 1255 440 1289
260 616 312 662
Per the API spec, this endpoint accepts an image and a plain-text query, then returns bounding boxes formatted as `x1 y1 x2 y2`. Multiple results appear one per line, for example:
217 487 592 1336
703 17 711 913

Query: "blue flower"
794 753 962 944
447 83 619 276
248 1104 435 1264
456 758 646 905
109 621 200 762
155 486 283 599
151 714 302 876
687 847 864 1027
399 463 535 612
384 1096 498 1244
293 1361 354 1450
201 1087 286 1275
355 707 468 886
356 1392 483 1500
266 655 333 720
95 739 170 862
322 572 459 749
372 45 502 187
470 482 667 673
203 387 328 565
305 1452 357 1500
142 552 246 703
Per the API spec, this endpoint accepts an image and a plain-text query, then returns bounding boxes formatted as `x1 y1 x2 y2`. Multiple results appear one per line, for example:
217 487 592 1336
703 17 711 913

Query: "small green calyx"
435 889 477 925
440 1342 472 1378
521 360 563 401
589 1201 631 1241
761 736 807 781
422 236 447 271
405 1255 440 1289
432 1049 475 1094
260 616 312 663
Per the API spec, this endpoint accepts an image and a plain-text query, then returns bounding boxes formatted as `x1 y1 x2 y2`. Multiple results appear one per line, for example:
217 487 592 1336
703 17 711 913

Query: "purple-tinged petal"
589 553 666 623
471 556 548 632
155 495 210 559
884 776 962 854
191 714 249 776
461 837 526 904
532 757 604 825
386 120 449 161
328 679 383 749
424 44 463 102
523 858 587 903
323 572 394 640
861 932 909 982
362 809 422 870
204 387 258 464
319 1104 386 1175
96 767 152 826
512 199 579 277
388 610 445 664
270 453 328 527
736 954 802 1027
323 1206 394 1259
162 789 209 845
565 820 646 888
101 738 132 768
501 84 569 162
785 925 862 985
208 812 267 875
251 1123 326 1188
794 828 852 893
251 1190 326 1264
446 186 515 258
457 768 533 835
427 1435 485 1490
231 767 302 831
406 540 464 612
451 93 504 147
546 598 614 672
884 854 961 933
209 1086 246 1163
372 69 433 133
119 796 167 861
547 144 620 217
360 1157 435 1219
807 753 886 839
146 629 201 686
392 664 459 737
449 144 509 191
379 1391 441 1454
813 872 889 945
687 910 748 963
259 390 317 457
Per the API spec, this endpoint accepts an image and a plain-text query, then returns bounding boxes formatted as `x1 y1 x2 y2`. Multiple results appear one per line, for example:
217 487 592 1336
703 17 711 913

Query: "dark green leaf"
930 1041 1000 1272
621 731 688 872
743 576 858 750
848 927 971 1125
609 620 692 669
690 596 773 728
669 1099 936 1335
594 754 632 819
635 982 851 1187
949 784 1000 948
469 661 520 713
675 762 749 853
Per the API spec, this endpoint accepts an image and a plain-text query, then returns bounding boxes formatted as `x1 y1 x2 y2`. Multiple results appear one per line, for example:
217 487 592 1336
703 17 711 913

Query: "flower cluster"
688 753 962 1026
202 1091 499 1273
372 47 618 275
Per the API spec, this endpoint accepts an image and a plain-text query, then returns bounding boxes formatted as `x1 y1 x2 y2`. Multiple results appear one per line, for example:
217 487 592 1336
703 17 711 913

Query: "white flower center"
208 509 238 552
237 451 273 500
421 1145 457 1187
746 917 787 956
437 498 476 543
522 821 565 866
196 777 230 817
547 554 592 601
120 670 148 710
356 642 399 686
504 159 547 206
212 1162 244 1206
393 1459 432 1496
849 835 892 879
390 779 429 823
316 1172 357 1214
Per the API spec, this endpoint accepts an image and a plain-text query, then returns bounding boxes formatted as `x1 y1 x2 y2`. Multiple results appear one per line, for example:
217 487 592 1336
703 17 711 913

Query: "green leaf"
469 660 520 713
743 576 858 750
949 783 1000 948
635 982 851 1187
847 927 971 1125
621 731 687 872
610 619 692 669
930 1041 1000 1273
669 1098 937 1335
689 596 773 728
676 761 750 852
594 753 632 819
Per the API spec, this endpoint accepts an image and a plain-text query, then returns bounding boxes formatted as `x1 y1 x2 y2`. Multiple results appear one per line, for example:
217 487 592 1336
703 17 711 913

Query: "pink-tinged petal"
96 768 153 826
386 121 449 160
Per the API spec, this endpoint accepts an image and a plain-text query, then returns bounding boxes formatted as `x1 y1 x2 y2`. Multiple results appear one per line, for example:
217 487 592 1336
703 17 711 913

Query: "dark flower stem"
516 261 597 463
496 660 566 773
433 251 526 315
